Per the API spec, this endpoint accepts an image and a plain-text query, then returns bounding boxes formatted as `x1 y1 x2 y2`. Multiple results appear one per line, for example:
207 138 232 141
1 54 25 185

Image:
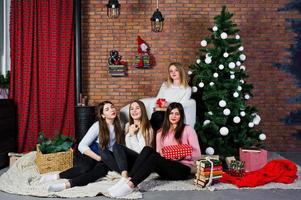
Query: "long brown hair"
96 101 123 149
167 62 188 87
161 102 186 144
128 100 153 146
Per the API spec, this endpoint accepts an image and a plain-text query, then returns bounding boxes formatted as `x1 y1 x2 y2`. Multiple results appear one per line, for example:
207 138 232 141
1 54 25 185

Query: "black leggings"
59 153 109 187
129 146 191 186
100 143 139 173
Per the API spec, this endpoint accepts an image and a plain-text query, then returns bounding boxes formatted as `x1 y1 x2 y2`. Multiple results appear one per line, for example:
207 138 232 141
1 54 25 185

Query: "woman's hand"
128 124 139 135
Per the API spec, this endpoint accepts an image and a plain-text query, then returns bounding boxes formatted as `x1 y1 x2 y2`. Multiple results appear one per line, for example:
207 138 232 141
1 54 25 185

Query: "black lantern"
150 0 164 32
106 0 120 19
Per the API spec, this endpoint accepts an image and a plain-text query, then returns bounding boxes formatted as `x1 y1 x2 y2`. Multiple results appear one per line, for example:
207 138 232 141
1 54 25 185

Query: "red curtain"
10 0 75 152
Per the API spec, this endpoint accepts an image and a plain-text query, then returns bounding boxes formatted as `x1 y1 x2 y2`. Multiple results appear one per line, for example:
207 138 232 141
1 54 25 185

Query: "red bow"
156 98 167 108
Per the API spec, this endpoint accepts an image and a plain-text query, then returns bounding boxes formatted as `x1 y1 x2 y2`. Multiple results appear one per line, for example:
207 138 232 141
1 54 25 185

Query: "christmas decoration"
108 50 127 77
205 147 215 155
189 6 264 158
134 36 154 68
201 40 208 47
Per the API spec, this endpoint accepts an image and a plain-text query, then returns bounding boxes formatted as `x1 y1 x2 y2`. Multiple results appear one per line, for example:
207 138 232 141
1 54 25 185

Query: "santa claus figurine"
136 36 151 68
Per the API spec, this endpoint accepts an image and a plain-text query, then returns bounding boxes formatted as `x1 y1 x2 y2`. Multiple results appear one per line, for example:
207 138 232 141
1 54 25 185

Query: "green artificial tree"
189 6 266 159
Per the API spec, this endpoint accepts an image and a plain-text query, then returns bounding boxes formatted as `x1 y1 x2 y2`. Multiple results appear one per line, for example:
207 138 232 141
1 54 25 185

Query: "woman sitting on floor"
108 102 201 197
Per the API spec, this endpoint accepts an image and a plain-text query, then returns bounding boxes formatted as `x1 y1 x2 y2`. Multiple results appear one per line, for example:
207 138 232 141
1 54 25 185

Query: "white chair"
119 97 196 128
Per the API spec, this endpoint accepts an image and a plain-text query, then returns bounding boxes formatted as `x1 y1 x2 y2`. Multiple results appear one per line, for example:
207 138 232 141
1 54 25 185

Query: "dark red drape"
9 0 75 152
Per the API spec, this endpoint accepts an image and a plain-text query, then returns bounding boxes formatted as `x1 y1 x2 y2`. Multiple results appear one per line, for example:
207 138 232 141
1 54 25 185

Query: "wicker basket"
35 145 73 174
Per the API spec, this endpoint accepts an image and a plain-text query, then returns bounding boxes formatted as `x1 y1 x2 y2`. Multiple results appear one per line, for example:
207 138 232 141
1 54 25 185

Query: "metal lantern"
151 9 164 32
106 0 120 19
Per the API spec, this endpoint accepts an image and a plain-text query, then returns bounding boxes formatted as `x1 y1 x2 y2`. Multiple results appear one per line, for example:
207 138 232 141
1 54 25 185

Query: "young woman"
39 101 124 192
106 100 154 194
109 102 201 197
150 62 193 132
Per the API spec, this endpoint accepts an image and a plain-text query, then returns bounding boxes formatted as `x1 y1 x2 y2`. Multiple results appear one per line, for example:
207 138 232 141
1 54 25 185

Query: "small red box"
239 148 267 172
162 144 192 159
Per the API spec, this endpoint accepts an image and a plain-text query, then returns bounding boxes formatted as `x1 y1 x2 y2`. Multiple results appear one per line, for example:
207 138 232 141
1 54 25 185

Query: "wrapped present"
239 148 267 172
162 144 192 159
228 160 245 177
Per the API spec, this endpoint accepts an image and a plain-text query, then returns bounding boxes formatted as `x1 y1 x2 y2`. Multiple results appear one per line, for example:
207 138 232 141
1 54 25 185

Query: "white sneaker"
107 177 127 194
39 174 58 184
109 181 134 197
48 183 66 192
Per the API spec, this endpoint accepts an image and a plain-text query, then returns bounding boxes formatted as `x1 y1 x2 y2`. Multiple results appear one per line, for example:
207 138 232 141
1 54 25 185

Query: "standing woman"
39 101 124 192
109 102 201 197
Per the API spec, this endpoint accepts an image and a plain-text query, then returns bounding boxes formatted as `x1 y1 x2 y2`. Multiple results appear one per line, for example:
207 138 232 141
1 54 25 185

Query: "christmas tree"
189 6 266 158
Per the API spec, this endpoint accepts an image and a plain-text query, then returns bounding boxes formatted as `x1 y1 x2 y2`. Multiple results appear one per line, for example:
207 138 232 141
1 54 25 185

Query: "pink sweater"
156 125 201 168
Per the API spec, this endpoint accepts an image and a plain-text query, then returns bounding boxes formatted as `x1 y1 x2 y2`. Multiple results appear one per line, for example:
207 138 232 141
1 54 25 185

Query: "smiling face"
169 65 180 82
129 102 142 121
102 103 117 120
169 108 181 126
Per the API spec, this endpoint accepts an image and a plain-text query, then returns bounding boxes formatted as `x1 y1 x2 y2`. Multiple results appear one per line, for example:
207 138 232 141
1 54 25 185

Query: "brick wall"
81 0 301 152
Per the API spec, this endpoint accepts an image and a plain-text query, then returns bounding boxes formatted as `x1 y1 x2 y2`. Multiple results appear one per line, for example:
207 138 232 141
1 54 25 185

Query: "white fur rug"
0 152 300 199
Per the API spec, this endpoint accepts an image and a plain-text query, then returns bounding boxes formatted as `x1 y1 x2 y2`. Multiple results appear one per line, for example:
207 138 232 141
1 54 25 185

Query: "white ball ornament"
205 147 215 155
259 133 266 141
192 86 198 93
240 80 245 84
230 74 235 79
253 114 261 125
248 122 254 128
203 120 211 125
240 111 246 117
236 61 241 66
205 57 212 64
201 40 207 47
237 86 242 91
213 73 219 78
240 65 246 71
212 26 218 31
221 32 228 39
209 82 215 86
233 116 241 123
198 82 204 88
219 100 227 107
236 35 240 39
230 71 235 74
244 94 250 99
208 111 213 115
223 108 231 116
188 70 192 75
228 62 235 69
240 54 246 61
196 59 201 64
223 52 229 58
239 46 244 51
218 64 224 70
233 92 239 98
220 127 229 136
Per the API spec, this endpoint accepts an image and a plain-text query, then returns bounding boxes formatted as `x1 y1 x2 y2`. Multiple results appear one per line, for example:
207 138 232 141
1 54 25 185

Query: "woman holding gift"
109 102 201 197
150 62 193 132
39 101 125 192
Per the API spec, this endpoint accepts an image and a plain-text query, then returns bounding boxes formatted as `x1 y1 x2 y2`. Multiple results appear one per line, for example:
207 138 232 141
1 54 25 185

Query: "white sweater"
78 121 116 153
124 123 153 153
156 82 192 104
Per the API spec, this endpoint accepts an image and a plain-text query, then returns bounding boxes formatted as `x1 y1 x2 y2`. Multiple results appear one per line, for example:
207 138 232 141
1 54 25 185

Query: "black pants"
100 143 139 173
129 146 191 187
59 153 109 187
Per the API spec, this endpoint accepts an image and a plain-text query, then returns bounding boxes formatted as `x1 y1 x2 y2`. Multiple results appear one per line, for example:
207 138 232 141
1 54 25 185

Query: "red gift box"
162 144 192 159
239 148 267 172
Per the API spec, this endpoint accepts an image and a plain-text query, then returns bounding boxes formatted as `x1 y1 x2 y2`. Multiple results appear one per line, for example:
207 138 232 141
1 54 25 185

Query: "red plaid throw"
162 144 192 159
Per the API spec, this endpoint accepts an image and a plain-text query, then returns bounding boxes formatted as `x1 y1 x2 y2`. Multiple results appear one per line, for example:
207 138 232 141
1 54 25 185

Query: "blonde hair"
167 62 188 87
128 100 153 146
